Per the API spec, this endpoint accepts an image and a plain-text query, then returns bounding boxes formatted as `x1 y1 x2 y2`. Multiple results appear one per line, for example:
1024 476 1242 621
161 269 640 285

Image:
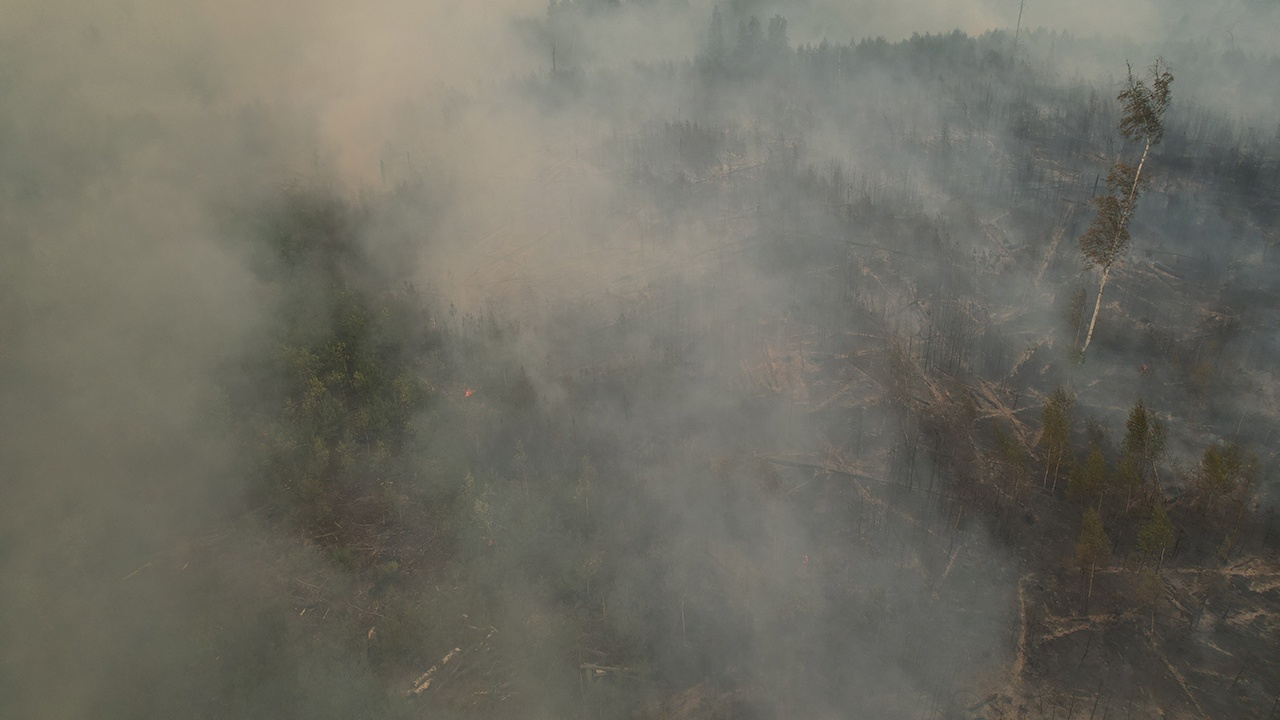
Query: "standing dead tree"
1079 60 1173 358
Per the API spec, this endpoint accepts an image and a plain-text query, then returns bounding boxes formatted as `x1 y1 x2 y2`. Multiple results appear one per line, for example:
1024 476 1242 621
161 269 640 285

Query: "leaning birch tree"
1078 60 1173 357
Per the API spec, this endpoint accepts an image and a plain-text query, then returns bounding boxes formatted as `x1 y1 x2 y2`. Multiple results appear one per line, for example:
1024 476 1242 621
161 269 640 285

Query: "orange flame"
464 388 474 398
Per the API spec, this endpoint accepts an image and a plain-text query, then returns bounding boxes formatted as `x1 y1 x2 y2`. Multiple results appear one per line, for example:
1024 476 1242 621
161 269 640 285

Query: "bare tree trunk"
1081 265 1111 356
1014 0 1026 48
1086 563 1097 613
1125 142 1151 219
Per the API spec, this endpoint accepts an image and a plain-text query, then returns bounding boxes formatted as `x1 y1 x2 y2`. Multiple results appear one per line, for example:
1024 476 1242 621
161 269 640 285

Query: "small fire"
464 388 474 398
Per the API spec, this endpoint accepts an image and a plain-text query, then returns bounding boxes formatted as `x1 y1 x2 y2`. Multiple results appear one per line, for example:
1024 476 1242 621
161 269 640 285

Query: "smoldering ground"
3 1 1279 719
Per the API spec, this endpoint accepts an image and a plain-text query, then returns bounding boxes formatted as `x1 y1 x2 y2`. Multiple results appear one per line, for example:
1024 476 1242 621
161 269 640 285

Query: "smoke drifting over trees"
2 1 1279 719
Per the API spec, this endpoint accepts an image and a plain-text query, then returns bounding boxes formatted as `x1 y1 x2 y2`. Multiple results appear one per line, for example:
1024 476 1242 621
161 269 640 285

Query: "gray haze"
3 1 1279 718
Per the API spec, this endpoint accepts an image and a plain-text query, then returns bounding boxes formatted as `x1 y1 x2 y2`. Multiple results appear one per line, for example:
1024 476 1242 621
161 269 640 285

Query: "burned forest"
3 1 1280 719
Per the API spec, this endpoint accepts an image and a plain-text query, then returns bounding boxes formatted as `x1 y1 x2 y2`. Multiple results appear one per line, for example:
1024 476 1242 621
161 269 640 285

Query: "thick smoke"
2 1 1278 719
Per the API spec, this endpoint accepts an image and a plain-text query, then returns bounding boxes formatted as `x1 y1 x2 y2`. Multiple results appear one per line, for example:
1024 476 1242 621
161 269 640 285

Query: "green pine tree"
1076 508 1111 610
1136 504 1175 569
1039 385 1075 492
